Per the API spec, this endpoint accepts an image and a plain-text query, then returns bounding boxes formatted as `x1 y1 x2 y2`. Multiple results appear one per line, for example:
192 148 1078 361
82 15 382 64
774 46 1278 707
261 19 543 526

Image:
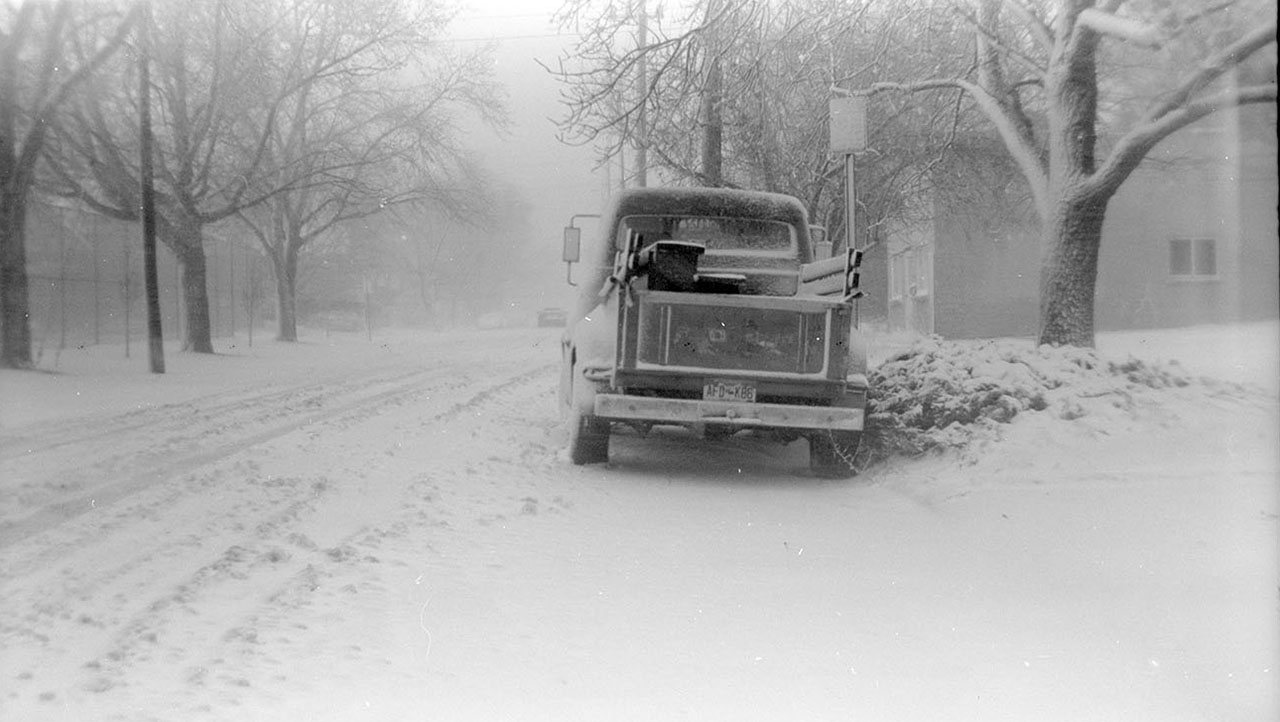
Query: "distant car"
537 307 568 327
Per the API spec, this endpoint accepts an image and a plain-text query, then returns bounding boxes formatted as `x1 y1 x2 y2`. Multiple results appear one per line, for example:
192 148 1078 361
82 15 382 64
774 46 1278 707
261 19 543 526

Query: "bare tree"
704 0 985 249
550 0 770 187
234 0 505 341
46 0 294 352
45 0 441 352
0 0 137 369
548 0 991 254
863 0 1277 347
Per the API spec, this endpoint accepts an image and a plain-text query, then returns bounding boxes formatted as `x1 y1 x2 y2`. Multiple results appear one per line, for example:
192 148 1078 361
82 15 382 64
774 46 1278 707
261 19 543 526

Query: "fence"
25 206 271 358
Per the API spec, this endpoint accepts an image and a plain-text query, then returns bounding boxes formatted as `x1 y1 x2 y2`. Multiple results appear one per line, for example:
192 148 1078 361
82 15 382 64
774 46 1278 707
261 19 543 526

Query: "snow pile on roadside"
860 336 1225 464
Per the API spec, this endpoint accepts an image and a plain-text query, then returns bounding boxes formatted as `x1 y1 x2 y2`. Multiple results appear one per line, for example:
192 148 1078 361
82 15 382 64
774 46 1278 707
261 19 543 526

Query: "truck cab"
560 187 867 477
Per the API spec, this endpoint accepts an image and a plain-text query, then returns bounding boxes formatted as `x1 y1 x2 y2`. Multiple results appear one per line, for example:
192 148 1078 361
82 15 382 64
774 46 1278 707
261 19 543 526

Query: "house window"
1169 237 1217 278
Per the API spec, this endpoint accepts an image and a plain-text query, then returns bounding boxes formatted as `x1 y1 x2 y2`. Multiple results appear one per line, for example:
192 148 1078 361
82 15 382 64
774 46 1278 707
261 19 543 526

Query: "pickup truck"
559 187 868 477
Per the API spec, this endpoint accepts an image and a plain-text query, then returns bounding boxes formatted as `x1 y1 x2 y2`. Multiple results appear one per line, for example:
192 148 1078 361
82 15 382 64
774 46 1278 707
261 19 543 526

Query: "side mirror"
562 227 581 285
562 227 581 263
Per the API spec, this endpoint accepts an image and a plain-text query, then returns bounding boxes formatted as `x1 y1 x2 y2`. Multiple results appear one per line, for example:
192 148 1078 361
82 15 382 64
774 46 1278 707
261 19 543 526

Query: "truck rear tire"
569 409 610 465
809 430 860 478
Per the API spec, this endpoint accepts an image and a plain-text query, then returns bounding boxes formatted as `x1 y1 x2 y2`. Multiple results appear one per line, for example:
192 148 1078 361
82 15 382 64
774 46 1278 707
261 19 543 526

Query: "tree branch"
1002 0 1053 53
1144 18 1278 123
866 78 1050 220
1088 82 1277 200
1076 7 1163 48
17 4 141 196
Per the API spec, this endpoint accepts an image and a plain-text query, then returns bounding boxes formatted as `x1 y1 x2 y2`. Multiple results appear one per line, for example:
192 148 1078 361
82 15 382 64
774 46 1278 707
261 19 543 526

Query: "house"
877 101 1278 339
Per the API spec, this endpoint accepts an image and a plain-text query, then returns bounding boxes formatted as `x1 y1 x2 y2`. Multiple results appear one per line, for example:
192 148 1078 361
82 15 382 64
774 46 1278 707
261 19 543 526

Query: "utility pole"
122 234 131 357
619 136 627 189
139 0 164 373
634 0 648 187
700 0 723 187
362 272 372 342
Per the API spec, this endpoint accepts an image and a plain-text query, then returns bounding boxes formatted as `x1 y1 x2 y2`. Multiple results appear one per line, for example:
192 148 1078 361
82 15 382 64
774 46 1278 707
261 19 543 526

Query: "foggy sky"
449 1 609 313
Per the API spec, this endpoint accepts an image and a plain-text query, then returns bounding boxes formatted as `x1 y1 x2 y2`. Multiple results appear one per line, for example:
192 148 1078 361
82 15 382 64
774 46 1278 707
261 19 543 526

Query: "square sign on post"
829 95 867 154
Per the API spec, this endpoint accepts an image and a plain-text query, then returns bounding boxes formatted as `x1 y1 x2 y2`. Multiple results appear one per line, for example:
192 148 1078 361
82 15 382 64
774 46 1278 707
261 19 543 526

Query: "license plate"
703 380 756 402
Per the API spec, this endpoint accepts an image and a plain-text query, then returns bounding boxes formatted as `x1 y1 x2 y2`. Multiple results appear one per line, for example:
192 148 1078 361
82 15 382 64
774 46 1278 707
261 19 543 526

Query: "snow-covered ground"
1 322 1276 721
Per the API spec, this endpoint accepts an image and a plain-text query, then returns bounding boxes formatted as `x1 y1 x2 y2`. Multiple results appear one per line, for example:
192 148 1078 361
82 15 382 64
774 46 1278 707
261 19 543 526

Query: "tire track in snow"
0 468 342 711
1 358 558 712
1 472 376 710
0 363 439 512
0 361 550 549
157 363 571 712
73 498 378 699
0 366 427 461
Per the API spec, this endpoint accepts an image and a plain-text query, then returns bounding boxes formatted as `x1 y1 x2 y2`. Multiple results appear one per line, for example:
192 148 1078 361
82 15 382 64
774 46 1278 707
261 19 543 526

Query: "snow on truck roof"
604 187 810 229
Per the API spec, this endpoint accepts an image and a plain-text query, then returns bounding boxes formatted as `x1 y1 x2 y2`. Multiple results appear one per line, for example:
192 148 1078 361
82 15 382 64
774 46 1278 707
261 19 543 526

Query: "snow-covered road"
1 326 1276 721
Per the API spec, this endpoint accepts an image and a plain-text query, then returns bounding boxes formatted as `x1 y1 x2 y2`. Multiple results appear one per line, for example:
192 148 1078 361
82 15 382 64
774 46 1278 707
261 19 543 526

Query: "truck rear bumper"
593 394 864 431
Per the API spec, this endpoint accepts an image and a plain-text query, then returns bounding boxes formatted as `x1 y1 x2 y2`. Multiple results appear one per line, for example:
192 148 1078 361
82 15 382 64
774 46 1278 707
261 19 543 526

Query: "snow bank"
861 334 1254 465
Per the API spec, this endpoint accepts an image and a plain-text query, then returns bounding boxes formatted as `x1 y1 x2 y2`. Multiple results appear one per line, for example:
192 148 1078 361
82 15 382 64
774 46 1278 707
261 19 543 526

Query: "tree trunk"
1037 8 1104 348
174 241 214 353
1037 192 1108 347
0 194 33 368
156 213 215 353
272 246 299 342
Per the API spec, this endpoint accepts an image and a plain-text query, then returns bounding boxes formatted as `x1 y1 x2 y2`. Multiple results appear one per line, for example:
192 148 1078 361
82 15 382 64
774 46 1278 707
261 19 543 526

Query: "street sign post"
830 94 868 325
829 95 868 155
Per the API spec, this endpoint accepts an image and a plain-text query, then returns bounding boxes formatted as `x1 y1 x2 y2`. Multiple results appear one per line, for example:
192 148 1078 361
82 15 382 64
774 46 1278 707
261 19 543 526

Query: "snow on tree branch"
1002 0 1053 53
866 78 1050 220
1090 80 1277 199
1076 7 1164 48
955 1 1047 79
1080 12 1278 200
1145 18 1278 124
